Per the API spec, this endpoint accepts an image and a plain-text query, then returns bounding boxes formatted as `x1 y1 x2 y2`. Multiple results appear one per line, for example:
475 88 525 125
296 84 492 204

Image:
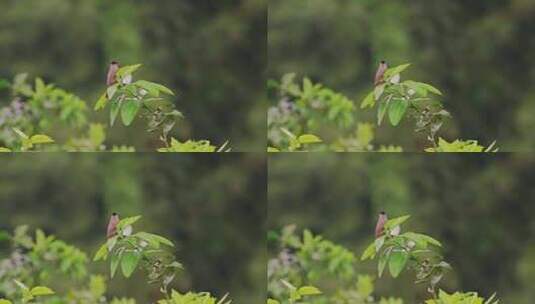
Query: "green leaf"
385 215 411 229
13 128 28 139
107 84 118 100
110 252 121 278
361 91 375 109
361 242 376 261
418 82 442 95
134 80 175 96
117 64 142 78
378 251 388 277
152 83 174 96
94 93 108 111
0 148 12 152
377 99 389 125
0 299 13 304
388 250 409 278
298 134 322 144
30 135 54 145
121 250 141 278
110 101 121 126
388 98 409 126
134 232 174 248
93 243 108 261
117 216 141 229
374 84 385 100
297 286 321 296
121 99 141 126
30 286 54 296
384 63 411 78
267 299 279 304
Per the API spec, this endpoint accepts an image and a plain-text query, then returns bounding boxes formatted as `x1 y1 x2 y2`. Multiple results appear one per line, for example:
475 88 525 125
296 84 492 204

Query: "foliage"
360 63 497 151
425 138 497 152
268 63 497 152
156 290 230 304
267 281 321 304
425 290 499 304
268 225 403 304
0 218 231 303
0 280 54 304
0 71 227 152
361 214 500 303
93 215 182 297
158 138 230 152
268 74 392 152
269 215 501 304
94 64 181 143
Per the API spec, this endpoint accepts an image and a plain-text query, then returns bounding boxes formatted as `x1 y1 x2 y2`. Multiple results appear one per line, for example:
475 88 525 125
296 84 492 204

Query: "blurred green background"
0 0 266 151
0 154 266 302
268 154 535 303
269 0 535 151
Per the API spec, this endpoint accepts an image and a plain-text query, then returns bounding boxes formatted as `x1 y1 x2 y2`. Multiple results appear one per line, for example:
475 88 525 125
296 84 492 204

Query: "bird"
106 61 120 86
107 213 120 238
374 60 388 86
375 211 388 238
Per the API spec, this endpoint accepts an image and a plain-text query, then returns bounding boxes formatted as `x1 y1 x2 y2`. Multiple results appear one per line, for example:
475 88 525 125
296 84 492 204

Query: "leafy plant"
94 64 182 144
0 128 54 152
360 63 497 151
268 225 403 304
361 214 500 303
0 219 231 303
156 290 231 304
93 215 182 298
269 62 498 152
267 281 321 304
0 69 228 152
268 74 389 152
0 281 54 304
268 129 322 152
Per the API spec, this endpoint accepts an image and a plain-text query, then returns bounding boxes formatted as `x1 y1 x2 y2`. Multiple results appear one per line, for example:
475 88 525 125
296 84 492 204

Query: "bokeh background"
0 154 266 303
268 154 535 303
269 0 535 151
0 0 266 151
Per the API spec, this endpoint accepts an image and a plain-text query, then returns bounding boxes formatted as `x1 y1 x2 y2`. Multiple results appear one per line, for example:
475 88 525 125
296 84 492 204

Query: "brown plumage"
374 61 388 86
106 61 120 86
375 211 388 238
107 213 120 238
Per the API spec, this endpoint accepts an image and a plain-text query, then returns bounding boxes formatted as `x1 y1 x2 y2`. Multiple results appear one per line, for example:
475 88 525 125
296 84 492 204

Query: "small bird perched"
374 60 388 86
107 213 120 238
375 211 388 238
106 61 120 86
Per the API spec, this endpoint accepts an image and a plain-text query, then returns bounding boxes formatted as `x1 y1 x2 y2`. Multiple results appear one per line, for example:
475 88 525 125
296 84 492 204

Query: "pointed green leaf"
30 286 54 296
377 99 389 126
117 64 142 78
95 93 108 111
110 101 121 126
361 91 375 109
117 216 141 229
388 250 409 278
93 243 108 261
385 215 411 229
110 252 121 278
121 99 141 126
388 98 409 126
361 242 376 261
297 286 321 296
121 250 141 278
30 135 54 145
